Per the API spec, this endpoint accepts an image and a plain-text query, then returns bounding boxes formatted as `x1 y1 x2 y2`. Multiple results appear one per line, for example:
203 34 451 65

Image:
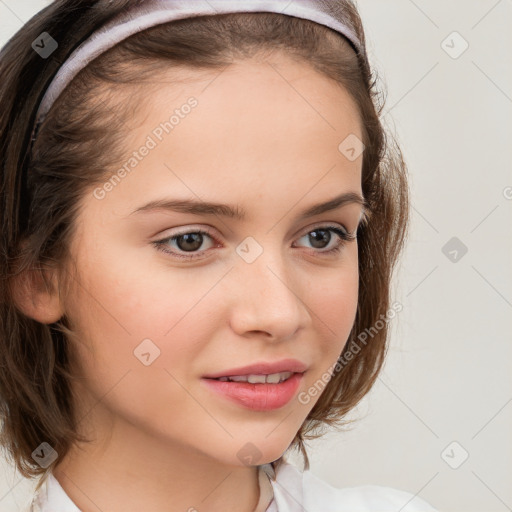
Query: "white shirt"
25 460 438 512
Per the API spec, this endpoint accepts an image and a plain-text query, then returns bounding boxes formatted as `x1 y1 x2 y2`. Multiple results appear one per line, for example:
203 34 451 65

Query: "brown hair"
0 0 409 481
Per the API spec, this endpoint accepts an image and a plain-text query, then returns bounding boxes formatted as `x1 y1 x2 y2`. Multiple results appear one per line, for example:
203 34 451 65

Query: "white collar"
26 460 438 512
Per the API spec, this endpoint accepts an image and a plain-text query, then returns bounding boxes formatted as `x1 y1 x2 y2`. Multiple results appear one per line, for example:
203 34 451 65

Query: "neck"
52 413 262 512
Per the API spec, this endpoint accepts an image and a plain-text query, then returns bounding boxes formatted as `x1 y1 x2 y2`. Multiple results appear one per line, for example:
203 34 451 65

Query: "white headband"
30 0 362 143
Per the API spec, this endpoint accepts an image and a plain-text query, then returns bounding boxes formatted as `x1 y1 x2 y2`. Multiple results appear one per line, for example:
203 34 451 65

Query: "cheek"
61 244 207 394
304 259 359 363
285 258 359 413
66 230 203 337
62 262 211 431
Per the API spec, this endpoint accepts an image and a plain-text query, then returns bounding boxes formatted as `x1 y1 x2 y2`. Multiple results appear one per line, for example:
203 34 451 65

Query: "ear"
11 264 64 324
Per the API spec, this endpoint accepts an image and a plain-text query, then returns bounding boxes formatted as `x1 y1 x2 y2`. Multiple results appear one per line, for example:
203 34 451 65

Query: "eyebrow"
129 191 367 222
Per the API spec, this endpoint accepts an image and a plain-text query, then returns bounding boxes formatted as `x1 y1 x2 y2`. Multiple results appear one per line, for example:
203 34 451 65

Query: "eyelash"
151 225 356 261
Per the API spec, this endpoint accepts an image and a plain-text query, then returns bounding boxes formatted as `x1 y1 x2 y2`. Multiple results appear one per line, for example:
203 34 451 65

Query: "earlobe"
10 265 64 324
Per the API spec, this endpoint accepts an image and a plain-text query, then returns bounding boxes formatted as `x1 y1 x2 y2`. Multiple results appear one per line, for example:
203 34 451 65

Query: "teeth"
216 371 293 384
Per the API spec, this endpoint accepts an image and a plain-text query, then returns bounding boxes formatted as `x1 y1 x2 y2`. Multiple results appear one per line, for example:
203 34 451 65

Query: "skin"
20 51 364 512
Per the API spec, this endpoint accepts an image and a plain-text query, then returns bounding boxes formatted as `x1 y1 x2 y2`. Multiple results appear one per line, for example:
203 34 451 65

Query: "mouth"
205 371 297 384
201 358 308 380
201 371 305 411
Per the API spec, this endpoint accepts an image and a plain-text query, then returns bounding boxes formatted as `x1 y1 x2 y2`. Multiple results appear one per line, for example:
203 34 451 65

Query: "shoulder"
272 461 439 512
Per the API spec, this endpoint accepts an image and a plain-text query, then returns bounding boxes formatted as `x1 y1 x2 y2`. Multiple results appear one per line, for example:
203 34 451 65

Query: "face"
60 50 364 468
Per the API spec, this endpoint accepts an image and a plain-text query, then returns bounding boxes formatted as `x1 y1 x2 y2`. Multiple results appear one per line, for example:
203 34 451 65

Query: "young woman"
0 1 438 510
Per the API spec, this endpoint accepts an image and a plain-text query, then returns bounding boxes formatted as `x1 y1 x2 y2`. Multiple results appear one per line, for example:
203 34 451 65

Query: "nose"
227 248 309 340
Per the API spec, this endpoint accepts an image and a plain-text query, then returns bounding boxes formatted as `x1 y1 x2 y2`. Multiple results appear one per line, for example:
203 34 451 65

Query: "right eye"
152 228 218 260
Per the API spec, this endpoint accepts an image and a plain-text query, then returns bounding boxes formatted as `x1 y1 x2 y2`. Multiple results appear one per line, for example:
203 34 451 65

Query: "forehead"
84 52 364 223
133 51 362 140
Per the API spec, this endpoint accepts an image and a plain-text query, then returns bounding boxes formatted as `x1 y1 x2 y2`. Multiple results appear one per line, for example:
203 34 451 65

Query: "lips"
201 372 304 411
202 358 308 379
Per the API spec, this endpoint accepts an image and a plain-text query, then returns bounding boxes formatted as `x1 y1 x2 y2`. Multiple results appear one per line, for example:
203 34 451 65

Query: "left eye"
152 225 356 260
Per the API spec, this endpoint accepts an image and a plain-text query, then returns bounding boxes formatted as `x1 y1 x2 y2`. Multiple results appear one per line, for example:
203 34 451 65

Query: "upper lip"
202 358 308 379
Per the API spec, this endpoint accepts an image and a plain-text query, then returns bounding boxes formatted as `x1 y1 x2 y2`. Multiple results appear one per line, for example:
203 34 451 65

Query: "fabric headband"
30 0 363 145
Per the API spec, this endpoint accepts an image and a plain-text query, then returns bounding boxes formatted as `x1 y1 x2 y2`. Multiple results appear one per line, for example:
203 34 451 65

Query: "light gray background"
1 1 511 511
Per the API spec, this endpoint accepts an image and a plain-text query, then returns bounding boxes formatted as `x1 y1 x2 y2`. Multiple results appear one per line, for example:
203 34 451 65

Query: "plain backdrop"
1 1 511 511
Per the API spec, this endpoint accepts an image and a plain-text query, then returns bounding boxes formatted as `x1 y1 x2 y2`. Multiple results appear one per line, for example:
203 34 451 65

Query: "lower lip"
201 373 304 411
